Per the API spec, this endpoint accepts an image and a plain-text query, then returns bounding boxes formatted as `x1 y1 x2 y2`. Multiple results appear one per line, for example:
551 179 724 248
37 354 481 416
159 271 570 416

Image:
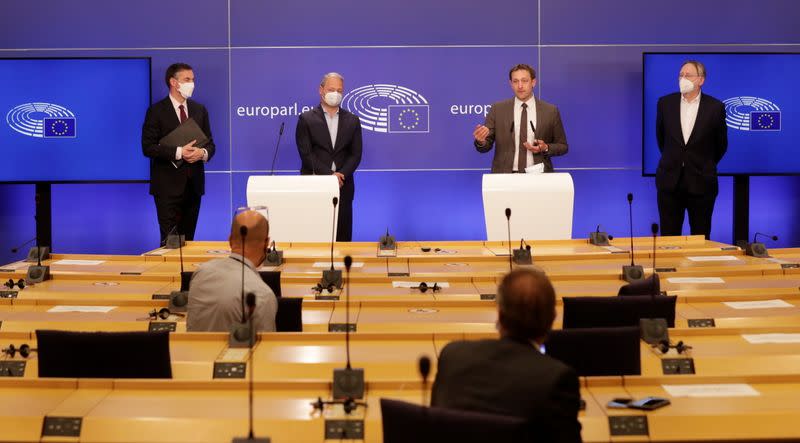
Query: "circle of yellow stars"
397 109 420 130
756 113 775 129
50 119 69 136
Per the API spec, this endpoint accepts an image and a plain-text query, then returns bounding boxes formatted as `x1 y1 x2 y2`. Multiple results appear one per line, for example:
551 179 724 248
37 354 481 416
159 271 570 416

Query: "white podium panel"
482 173 575 241
246 175 340 242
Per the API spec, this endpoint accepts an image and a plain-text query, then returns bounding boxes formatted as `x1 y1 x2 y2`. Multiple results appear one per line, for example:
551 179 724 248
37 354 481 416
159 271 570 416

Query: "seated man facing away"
187 210 277 332
431 268 582 442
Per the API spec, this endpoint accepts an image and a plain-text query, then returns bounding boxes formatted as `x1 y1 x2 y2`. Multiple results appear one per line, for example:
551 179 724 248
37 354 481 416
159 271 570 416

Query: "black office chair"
276 297 303 332
562 295 677 329
380 398 530 443
36 330 172 378
618 274 661 296
545 326 641 376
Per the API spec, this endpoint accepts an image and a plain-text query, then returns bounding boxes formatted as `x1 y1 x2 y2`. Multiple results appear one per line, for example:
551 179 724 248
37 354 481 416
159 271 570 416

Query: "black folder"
159 117 209 168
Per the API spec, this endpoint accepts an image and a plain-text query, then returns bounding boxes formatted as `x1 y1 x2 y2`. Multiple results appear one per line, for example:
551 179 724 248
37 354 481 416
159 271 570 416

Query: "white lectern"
246 175 340 242
482 173 575 241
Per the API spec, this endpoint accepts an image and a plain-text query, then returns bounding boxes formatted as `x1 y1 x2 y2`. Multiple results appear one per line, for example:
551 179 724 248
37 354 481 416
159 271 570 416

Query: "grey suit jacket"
475 97 568 173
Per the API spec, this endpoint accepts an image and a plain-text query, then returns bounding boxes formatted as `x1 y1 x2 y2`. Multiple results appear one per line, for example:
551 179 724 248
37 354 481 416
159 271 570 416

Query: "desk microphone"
621 193 644 282
505 208 512 272
619 223 663 297
232 291 270 443
320 197 343 290
168 227 189 312
10 237 46 263
230 226 253 347
419 355 431 406
513 238 533 265
25 224 50 284
268 122 285 176
745 232 779 258
332 255 365 403
589 224 613 246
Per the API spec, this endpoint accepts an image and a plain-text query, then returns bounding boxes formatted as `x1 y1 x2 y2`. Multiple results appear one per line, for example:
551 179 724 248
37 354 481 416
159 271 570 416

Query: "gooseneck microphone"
419 355 431 406
331 255 365 406
269 122 285 176
232 292 270 442
621 193 644 282
505 208 512 272
168 226 189 312
745 232 779 258
651 223 660 297
319 197 343 290
10 237 35 254
344 256 353 370
754 232 779 243
240 226 248 324
24 217 50 284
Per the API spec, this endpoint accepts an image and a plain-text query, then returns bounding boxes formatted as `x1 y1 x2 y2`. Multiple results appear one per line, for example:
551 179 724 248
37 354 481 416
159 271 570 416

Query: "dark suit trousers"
657 170 716 239
154 185 202 245
336 178 354 242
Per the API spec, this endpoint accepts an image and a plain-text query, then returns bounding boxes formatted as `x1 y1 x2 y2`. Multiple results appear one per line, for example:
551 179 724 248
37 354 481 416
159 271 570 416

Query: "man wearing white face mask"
296 72 363 242
142 63 216 245
655 60 727 239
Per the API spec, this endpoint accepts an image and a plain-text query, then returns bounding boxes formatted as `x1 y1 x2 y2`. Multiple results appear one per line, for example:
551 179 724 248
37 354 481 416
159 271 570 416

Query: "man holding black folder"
142 63 215 245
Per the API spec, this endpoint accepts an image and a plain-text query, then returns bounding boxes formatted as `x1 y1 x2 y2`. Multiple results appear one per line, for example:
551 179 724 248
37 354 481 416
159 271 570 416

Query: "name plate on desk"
662 358 695 375
387 272 409 277
480 294 496 301
120 271 142 275
609 416 648 436
42 417 82 437
315 294 340 301
655 267 677 273
328 323 357 333
149 322 176 333
662 383 759 397
0 361 25 377
151 293 170 300
325 420 364 440
0 290 18 299
688 318 716 328
781 263 800 269
213 362 246 379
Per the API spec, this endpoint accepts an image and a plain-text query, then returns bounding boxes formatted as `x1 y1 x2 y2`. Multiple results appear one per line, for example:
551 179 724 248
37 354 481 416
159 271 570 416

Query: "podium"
246 175 340 242
482 173 574 241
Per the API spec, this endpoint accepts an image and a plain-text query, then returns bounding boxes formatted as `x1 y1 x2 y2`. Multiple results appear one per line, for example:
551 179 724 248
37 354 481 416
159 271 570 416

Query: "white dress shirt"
513 96 537 171
680 91 701 145
168 94 208 162
324 107 339 171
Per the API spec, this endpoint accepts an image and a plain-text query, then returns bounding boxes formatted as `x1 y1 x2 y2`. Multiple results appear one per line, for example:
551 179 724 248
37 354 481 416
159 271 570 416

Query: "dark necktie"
518 103 528 172
179 105 187 124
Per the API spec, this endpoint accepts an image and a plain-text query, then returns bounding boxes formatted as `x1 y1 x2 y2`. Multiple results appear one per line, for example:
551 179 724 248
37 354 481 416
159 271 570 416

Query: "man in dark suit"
296 72 363 242
431 268 582 443
656 60 727 239
142 63 215 245
474 64 568 173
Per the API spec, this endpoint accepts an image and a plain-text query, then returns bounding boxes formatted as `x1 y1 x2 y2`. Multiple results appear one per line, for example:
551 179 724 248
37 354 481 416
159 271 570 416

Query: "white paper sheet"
667 277 725 284
687 255 740 262
662 384 760 398
144 248 171 256
724 299 794 310
52 259 106 266
602 246 627 253
392 281 450 289
47 305 116 313
312 262 364 268
742 333 800 344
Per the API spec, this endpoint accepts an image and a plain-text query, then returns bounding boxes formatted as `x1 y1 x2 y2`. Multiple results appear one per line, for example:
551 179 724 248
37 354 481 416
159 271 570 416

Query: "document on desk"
742 333 800 344
662 384 760 398
724 299 794 310
48 305 116 313
312 261 364 268
686 255 740 262
667 277 725 284
52 259 106 266
144 248 171 256
392 281 451 288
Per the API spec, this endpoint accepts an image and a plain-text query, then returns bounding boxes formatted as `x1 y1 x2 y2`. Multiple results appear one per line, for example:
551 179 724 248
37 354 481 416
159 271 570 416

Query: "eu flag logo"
750 111 781 131
43 117 76 138
388 105 430 133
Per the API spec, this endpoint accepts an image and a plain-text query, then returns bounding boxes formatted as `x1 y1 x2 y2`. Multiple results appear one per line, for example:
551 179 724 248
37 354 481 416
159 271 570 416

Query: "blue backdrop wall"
1 0 799 263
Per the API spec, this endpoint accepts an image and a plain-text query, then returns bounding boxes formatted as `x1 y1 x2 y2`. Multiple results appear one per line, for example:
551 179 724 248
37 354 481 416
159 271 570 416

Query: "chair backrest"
562 295 677 329
258 271 282 298
36 330 172 378
545 326 641 376
276 297 303 332
380 398 530 443
618 274 661 296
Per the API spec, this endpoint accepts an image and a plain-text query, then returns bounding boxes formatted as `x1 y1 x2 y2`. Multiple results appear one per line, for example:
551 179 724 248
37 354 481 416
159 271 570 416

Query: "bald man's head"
229 211 270 265
496 268 556 342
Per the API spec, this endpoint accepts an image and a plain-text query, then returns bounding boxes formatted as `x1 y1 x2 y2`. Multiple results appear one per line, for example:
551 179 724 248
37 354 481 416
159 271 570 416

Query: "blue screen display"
0 58 151 182
643 53 800 175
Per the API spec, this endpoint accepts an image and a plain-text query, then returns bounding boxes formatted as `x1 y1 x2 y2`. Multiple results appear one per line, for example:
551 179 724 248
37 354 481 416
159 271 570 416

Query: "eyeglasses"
678 73 702 79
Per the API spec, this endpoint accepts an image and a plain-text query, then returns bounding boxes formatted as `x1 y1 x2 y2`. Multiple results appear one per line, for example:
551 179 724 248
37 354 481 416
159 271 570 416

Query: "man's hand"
334 172 345 188
182 140 198 161
473 124 490 145
523 140 548 154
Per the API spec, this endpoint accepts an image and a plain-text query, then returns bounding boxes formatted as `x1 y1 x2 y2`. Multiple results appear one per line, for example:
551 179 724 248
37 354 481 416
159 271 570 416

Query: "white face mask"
177 81 195 99
679 77 695 95
324 91 342 107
